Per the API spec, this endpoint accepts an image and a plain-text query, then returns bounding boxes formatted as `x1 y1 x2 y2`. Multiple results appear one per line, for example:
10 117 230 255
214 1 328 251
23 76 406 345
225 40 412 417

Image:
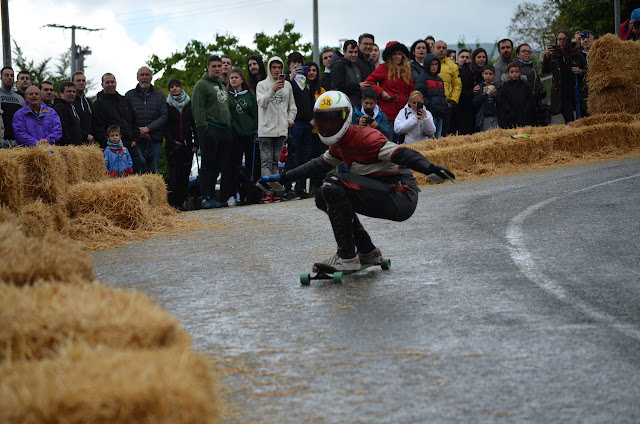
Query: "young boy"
497 62 533 129
104 125 134 178
472 65 499 131
352 88 390 139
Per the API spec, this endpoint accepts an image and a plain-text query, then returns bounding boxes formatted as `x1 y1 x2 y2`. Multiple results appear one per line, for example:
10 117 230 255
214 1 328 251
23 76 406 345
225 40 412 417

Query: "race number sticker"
319 97 333 109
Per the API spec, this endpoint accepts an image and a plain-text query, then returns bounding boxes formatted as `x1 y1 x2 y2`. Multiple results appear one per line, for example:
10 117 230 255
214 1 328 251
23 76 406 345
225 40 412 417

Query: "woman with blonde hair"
364 41 414 143
394 91 435 144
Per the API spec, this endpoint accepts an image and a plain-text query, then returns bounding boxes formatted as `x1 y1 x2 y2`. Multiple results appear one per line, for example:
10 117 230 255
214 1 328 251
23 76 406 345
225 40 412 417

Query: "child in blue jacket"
413 53 448 138
104 125 134 178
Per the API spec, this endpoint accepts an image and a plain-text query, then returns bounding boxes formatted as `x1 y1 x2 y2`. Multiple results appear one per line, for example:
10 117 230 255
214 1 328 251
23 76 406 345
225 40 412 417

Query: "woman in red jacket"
364 41 414 143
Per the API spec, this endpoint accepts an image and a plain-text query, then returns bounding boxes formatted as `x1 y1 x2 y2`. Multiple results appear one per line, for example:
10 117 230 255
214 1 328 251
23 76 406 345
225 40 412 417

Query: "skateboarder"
258 90 455 272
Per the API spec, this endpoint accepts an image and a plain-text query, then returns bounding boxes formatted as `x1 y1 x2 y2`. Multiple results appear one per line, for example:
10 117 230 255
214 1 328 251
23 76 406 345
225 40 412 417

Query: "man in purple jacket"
13 85 62 146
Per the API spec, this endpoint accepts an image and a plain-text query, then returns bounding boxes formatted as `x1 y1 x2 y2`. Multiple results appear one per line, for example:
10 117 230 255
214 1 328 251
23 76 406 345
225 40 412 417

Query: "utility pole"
614 0 620 37
44 24 104 74
1 0 10 67
312 0 319 65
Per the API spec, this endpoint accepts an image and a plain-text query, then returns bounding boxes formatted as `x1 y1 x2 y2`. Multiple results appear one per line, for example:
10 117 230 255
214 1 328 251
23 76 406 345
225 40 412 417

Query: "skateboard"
300 258 391 284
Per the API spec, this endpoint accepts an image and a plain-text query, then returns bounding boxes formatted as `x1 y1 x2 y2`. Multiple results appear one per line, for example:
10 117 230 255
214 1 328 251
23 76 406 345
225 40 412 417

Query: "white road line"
506 173 640 342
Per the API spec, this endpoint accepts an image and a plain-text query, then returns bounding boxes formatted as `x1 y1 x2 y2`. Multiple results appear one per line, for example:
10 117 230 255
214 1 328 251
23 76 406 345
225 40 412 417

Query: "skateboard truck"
300 259 391 284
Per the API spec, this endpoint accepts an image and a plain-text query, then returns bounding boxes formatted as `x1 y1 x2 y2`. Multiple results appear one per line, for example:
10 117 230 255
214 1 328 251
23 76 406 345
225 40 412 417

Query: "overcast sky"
7 0 543 95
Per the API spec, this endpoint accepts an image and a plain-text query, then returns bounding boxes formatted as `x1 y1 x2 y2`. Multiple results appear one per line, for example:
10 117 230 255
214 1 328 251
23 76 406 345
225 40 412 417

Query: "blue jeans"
432 118 443 139
130 140 162 173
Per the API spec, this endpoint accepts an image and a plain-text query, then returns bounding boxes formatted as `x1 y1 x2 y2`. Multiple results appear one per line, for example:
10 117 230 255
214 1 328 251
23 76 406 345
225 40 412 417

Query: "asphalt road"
94 156 640 423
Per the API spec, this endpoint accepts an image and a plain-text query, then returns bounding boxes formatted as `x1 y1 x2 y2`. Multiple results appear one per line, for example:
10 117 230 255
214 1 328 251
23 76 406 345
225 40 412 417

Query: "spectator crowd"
2 9 638 210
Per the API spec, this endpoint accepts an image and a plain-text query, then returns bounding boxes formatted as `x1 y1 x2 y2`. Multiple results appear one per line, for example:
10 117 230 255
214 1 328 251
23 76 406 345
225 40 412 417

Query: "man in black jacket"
330 40 367 107
71 71 94 145
92 73 137 152
125 66 168 173
53 82 83 145
355 33 376 80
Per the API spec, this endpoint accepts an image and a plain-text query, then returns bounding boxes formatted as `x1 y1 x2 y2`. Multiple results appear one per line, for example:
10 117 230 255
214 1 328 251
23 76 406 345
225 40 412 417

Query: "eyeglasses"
520 50 531 54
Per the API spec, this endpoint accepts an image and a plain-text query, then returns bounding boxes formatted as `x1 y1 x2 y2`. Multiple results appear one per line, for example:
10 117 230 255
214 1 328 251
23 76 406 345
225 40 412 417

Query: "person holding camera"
542 30 587 124
621 8 640 41
351 88 390 139
394 91 436 144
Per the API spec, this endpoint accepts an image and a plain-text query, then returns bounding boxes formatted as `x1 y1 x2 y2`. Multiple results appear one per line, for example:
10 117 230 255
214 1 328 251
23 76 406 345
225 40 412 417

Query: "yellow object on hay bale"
0 283 191 362
67 178 151 230
0 152 23 213
587 34 640 93
0 346 221 424
0 222 95 286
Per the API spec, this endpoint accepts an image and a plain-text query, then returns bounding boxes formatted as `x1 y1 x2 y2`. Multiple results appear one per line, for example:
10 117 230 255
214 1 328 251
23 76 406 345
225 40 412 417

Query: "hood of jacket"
264 56 285 85
501 73 528 84
53 97 71 108
425 53 441 75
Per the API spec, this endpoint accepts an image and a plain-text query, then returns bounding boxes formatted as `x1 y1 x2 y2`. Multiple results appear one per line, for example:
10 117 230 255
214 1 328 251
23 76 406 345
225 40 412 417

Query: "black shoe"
297 190 312 199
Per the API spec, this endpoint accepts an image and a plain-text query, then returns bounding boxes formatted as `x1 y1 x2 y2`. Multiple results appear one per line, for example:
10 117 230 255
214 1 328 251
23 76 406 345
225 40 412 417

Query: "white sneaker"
227 196 236 207
313 254 361 273
358 247 382 266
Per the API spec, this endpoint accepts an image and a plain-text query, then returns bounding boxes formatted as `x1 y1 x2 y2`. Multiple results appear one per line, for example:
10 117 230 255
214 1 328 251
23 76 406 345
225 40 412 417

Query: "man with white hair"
13 85 62 146
125 66 167 173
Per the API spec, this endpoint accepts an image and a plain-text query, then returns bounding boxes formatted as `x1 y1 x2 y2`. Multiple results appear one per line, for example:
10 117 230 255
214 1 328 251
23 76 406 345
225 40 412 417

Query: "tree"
552 0 637 36
507 0 560 52
149 21 313 96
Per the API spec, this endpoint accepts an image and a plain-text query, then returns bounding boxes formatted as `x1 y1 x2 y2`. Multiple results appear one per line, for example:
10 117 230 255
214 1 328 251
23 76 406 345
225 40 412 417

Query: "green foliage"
148 20 313 97
12 40 96 93
507 0 560 51
552 0 637 36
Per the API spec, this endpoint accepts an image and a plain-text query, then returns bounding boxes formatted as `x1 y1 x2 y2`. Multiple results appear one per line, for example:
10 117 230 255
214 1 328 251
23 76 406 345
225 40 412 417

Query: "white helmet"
313 91 352 146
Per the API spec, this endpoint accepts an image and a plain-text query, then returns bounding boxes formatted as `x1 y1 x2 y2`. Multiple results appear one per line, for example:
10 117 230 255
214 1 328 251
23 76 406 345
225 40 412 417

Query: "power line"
43 24 104 74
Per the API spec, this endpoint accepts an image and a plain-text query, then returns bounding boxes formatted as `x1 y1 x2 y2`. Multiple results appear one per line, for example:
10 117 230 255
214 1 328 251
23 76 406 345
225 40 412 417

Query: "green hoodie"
192 72 231 129
228 90 257 137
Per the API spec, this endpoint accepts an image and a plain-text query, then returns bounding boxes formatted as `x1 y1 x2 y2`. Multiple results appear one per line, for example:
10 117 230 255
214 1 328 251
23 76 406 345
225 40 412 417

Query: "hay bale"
10 147 67 205
410 120 640 184
0 346 221 424
587 34 640 93
0 222 95 286
52 146 84 185
588 85 640 115
0 283 191 361
19 200 71 238
0 152 23 213
570 113 640 128
67 179 151 230
67 212 138 250
74 145 109 183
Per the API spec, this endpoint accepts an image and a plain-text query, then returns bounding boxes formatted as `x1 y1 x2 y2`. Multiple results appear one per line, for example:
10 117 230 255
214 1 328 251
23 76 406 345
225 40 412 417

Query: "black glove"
426 164 456 184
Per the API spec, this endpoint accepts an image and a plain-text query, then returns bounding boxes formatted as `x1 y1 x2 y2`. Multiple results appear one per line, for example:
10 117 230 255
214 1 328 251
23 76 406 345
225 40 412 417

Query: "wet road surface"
94 156 640 423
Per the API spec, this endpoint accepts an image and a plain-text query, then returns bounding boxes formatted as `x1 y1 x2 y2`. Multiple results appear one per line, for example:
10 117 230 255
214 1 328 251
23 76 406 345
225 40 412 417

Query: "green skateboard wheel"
332 272 344 283
300 273 311 285
381 258 391 270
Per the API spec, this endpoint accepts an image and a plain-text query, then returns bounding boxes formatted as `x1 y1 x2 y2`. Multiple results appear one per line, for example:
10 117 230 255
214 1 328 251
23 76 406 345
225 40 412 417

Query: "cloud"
8 0 180 96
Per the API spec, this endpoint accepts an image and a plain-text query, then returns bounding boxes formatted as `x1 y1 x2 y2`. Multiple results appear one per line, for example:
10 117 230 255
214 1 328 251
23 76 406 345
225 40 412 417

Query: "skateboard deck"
300 258 391 284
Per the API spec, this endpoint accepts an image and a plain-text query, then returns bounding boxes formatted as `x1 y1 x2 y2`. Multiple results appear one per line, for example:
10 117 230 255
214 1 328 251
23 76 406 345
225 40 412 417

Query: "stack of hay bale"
0 145 176 248
587 33 640 115
0 145 222 423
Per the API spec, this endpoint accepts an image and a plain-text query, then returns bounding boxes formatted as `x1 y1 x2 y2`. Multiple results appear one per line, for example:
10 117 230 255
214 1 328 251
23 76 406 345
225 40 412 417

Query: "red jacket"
364 63 414 121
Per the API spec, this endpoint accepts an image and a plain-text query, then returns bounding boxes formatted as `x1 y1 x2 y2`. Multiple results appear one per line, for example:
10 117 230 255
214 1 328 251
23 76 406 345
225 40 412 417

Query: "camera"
416 101 424 110
634 21 640 30
581 31 592 39
296 66 309 74
365 116 374 125
278 74 286 81
551 44 561 51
